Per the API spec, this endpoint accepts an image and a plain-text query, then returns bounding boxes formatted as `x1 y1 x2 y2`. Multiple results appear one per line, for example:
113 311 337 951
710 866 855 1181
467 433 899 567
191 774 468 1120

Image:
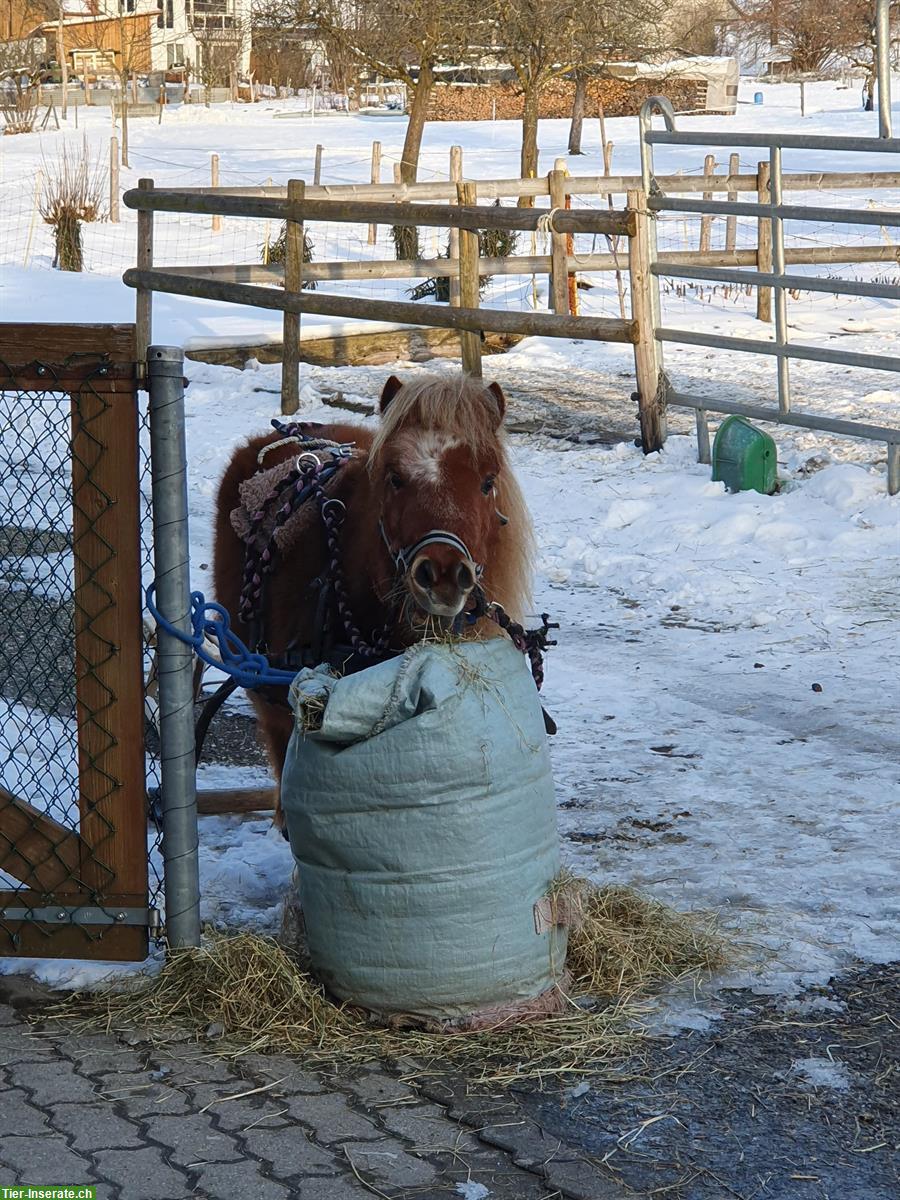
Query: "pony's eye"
481 476 496 495
389 472 405 490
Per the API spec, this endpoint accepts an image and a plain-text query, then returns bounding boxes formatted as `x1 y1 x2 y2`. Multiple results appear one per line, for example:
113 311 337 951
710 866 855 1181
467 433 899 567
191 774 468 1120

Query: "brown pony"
213 373 533 817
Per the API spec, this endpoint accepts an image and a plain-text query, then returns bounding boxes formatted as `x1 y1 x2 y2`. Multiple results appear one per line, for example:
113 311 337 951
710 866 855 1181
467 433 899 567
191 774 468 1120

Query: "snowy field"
0 78 898 1007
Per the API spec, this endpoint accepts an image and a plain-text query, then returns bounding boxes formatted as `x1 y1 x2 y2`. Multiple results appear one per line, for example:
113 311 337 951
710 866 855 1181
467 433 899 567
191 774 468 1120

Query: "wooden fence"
0 324 151 960
123 161 899 447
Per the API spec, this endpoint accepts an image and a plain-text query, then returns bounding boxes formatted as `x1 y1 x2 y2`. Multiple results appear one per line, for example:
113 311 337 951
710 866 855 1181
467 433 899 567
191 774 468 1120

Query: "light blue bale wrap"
281 638 566 1022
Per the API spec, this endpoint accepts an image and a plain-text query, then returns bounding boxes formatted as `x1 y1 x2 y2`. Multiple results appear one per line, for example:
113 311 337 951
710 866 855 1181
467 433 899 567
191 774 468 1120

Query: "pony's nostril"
456 561 476 592
413 559 435 590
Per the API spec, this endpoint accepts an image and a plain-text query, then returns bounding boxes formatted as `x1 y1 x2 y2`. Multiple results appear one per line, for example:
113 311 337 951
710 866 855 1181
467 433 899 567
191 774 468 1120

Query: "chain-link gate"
0 324 165 960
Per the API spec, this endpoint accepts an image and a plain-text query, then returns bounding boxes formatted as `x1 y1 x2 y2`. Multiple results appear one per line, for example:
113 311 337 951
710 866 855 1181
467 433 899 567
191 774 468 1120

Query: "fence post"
368 141 381 244
456 180 482 378
147 344 200 951
554 156 578 316
756 160 772 322
109 136 119 223
448 145 463 307
699 153 715 252
136 178 154 363
547 168 569 314
281 178 305 415
627 188 666 455
725 151 739 253
314 143 323 185
211 154 221 233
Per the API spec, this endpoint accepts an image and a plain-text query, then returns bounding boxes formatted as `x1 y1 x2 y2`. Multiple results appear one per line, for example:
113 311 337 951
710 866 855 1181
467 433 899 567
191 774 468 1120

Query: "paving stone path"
0 994 616 1200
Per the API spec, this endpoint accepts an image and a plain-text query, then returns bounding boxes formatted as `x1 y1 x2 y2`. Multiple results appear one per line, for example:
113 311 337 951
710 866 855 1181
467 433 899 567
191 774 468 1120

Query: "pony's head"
368 373 533 626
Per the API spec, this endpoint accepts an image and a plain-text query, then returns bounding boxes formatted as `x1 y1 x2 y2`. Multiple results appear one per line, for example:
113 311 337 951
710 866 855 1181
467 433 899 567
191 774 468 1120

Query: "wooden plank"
628 189 666 453
725 152 739 253
70 354 148 917
155 241 899 286
196 788 277 815
757 162 772 323
0 323 137 367
281 178 305 416
0 889 148 960
124 189 636 238
368 141 381 244
699 153 715 253
448 145 462 308
456 181 482 377
548 168 569 315
124 267 639 344
135 179 154 361
0 788 85 892
163 170 900 201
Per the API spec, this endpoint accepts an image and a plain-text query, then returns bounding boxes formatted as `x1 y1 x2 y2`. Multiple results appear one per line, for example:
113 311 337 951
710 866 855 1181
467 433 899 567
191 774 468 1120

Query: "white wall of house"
94 0 251 77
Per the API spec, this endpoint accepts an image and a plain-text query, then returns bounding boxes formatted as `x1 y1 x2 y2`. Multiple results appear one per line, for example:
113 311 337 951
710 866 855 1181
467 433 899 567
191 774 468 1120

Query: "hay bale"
52 879 725 1084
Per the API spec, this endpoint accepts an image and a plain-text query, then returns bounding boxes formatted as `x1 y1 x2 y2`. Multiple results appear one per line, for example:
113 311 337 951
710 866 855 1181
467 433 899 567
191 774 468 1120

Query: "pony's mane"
368 374 534 622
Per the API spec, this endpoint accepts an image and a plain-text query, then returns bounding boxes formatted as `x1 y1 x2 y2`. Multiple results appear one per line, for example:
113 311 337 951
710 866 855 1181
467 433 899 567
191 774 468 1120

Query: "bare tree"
190 8 250 103
729 0 898 100
251 0 318 90
318 0 478 183
487 0 663 197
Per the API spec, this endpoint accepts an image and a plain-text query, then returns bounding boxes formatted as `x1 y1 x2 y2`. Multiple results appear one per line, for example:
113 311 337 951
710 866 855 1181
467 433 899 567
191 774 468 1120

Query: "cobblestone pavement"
0 990 624 1200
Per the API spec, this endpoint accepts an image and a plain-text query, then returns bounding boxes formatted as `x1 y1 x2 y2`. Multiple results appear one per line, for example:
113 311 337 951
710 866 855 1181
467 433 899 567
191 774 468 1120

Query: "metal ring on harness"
320 497 347 519
297 451 322 469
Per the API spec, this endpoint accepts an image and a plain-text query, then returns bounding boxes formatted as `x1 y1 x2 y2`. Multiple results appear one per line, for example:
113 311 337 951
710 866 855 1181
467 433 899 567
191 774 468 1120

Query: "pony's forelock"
369 374 503 467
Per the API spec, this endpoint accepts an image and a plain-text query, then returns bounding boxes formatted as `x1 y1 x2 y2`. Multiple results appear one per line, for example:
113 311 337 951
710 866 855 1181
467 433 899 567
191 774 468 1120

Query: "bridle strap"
378 520 483 579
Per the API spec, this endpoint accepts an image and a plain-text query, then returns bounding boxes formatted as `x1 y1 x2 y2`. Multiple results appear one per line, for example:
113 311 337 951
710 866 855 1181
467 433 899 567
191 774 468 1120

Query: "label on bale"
281 639 566 1021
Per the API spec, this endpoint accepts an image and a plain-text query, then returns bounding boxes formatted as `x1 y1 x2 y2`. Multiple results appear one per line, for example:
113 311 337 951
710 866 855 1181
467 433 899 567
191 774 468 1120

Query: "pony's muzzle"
408 550 477 619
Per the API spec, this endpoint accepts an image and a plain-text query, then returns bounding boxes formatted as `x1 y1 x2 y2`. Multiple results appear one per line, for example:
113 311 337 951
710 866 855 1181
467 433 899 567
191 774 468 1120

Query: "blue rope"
145 584 299 689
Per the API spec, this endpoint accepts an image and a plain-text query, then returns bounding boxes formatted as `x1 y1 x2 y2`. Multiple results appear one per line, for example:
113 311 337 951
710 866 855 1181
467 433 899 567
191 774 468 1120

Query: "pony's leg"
251 695 294 828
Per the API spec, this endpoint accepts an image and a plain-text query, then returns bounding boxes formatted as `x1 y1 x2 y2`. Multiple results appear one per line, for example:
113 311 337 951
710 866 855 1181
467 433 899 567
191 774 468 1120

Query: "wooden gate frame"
0 324 148 961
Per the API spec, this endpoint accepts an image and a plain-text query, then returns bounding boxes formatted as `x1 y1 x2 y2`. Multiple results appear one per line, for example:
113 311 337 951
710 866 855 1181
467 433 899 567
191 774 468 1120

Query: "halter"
378 520 484 580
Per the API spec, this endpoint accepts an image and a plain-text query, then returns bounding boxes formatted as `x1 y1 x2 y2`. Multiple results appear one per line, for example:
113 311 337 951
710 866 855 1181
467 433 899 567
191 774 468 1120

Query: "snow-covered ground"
0 77 897 1000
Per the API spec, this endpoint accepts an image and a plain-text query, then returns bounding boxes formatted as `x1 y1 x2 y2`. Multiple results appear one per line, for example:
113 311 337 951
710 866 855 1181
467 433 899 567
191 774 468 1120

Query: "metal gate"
0 325 197 961
638 97 900 494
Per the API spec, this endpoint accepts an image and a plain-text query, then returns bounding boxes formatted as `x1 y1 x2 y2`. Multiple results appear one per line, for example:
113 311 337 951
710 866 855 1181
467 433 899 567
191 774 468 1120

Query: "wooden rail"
157 171 900 202
123 267 638 344
155 243 899 286
123 188 636 237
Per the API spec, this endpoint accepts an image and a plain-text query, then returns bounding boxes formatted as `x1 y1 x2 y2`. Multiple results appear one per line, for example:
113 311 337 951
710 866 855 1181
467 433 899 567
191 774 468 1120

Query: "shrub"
39 141 106 272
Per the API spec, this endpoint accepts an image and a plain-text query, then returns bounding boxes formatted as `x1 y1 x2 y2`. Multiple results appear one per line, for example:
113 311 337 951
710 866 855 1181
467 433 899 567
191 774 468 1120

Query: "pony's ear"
486 381 506 428
379 375 404 414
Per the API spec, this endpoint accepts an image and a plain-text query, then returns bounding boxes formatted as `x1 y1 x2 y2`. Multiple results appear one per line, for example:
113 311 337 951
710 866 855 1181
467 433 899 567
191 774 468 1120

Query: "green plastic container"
712 415 777 495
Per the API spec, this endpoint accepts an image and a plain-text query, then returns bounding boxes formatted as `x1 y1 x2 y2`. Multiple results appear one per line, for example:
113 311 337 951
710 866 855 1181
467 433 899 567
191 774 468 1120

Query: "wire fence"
2 124 897 329
0 343 159 959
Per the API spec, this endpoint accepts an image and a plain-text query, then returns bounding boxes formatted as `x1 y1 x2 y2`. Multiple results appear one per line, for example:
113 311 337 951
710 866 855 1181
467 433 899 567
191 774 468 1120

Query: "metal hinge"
0 905 153 927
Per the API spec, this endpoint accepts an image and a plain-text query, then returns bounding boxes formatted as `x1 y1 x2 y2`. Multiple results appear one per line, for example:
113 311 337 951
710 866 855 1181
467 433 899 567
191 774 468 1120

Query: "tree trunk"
864 71 875 111
399 61 434 184
568 73 587 155
519 83 540 207
120 79 130 169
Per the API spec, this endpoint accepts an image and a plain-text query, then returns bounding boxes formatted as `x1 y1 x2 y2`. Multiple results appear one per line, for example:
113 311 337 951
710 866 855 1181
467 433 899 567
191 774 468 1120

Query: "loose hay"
51 881 725 1085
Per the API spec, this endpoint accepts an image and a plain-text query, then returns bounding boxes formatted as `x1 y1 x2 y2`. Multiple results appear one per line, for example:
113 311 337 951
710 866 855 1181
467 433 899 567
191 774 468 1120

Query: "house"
15 0 251 81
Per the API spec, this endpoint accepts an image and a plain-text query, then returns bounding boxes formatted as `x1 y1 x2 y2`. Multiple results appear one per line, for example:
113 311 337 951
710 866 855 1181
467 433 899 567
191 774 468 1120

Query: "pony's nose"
409 550 477 617
413 558 436 590
456 560 476 592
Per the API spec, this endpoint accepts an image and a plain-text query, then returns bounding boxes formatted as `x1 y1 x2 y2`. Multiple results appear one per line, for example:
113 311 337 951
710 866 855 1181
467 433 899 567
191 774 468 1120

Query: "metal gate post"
876 0 893 139
148 346 201 949
769 146 792 415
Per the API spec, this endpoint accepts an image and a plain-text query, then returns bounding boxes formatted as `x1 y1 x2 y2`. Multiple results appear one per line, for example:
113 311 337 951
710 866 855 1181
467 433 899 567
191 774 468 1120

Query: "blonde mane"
369 374 534 621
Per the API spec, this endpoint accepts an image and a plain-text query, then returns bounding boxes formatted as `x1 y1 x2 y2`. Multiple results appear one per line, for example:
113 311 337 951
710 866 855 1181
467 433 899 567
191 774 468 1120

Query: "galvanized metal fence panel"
638 97 900 494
